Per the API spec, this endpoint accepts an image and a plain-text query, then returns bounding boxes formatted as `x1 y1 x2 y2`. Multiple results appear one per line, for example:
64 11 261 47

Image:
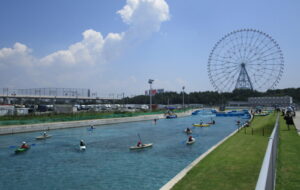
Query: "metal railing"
255 114 279 190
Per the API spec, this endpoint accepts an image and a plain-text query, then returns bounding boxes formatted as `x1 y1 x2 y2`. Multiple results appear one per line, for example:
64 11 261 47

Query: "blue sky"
0 0 299 97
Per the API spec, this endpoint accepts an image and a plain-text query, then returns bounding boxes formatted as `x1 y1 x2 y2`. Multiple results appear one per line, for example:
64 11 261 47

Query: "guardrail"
255 114 279 190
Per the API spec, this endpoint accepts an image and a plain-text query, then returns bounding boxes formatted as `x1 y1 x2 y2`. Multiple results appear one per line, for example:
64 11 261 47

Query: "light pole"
122 92 125 108
148 79 154 111
182 86 185 110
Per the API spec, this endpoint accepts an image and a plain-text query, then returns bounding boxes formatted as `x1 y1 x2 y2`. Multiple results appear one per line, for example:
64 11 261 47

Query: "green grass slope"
172 114 276 190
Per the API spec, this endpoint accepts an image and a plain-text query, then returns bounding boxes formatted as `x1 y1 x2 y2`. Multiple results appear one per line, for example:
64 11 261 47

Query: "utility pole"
182 86 185 110
122 92 125 109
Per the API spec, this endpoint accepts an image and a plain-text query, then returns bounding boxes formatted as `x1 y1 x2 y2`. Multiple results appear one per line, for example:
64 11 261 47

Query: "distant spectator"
284 113 294 130
281 109 285 116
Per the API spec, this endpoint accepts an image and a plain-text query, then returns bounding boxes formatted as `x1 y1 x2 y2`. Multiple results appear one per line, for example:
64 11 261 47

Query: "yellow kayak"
192 123 211 127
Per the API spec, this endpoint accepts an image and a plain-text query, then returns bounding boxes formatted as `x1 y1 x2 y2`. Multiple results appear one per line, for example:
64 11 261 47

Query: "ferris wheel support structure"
235 63 253 90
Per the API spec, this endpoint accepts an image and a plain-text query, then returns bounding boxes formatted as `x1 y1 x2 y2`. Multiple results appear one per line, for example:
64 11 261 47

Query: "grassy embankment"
172 113 277 190
276 116 300 190
0 109 189 126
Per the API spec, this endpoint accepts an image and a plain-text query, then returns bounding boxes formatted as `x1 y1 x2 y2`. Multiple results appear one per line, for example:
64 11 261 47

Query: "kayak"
186 138 196 145
192 123 210 127
87 128 96 131
254 113 268 116
129 143 153 150
184 129 192 134
36 135 52 140
79 145 86 151
15 147 30 154
166 115 177 119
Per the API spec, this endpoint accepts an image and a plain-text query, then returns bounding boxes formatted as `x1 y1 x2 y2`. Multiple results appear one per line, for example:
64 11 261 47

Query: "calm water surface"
0 114 246 190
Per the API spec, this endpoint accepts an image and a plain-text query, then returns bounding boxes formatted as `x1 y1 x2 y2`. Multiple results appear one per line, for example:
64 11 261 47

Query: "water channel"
0 114 246 190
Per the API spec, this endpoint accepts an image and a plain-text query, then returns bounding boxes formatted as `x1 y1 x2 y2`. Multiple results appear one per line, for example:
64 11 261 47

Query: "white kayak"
36 135 52 140
79 145 86 150
129 143 153 150
186 138 196 145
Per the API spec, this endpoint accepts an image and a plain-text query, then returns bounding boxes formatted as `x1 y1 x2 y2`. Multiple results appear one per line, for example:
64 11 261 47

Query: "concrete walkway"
293 111 300 135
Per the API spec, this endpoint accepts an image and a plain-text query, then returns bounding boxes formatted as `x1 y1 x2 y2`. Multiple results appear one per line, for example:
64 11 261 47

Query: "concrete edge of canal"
0 109 197 135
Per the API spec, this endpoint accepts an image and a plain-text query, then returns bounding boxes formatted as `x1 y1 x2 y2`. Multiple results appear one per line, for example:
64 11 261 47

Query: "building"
248 96 292 107
0 105 14 116
145 89 164 96
54 104 77 114
227 101 249 107
15 108 29 115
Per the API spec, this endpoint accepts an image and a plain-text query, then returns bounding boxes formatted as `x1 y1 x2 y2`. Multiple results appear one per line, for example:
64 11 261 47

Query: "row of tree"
117 88 300 105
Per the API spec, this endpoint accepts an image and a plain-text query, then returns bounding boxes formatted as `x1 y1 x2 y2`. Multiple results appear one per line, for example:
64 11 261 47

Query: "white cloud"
40 29 105 66
0 42 35 67
119 0 170 42
0 0 170 91
117 0 169 28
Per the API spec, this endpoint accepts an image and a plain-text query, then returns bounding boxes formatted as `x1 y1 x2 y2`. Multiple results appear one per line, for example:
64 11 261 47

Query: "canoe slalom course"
0 114 248 190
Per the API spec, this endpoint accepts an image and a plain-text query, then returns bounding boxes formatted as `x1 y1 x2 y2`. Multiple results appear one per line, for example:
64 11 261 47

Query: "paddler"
20 142 29 149
80 140 85 146
186 127 191 133
137 140 142 147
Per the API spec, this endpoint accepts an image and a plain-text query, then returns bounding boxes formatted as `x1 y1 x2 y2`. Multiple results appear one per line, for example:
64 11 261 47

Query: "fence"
255 114 279 190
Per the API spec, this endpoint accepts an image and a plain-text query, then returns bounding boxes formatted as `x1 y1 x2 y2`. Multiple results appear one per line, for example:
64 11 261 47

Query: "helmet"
80 140 84 142
22 141 26 144
189 136 192 138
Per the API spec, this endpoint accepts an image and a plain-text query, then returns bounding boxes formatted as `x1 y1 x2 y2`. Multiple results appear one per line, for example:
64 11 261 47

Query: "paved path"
293 111 300 135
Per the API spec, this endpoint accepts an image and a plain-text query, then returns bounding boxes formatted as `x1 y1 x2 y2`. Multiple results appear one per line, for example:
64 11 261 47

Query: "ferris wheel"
207 29 284 92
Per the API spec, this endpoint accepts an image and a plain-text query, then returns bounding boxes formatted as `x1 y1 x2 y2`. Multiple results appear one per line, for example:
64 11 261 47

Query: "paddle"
137 133 142 142
180 140 187 144
137 133 143 146
9 143 36 149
